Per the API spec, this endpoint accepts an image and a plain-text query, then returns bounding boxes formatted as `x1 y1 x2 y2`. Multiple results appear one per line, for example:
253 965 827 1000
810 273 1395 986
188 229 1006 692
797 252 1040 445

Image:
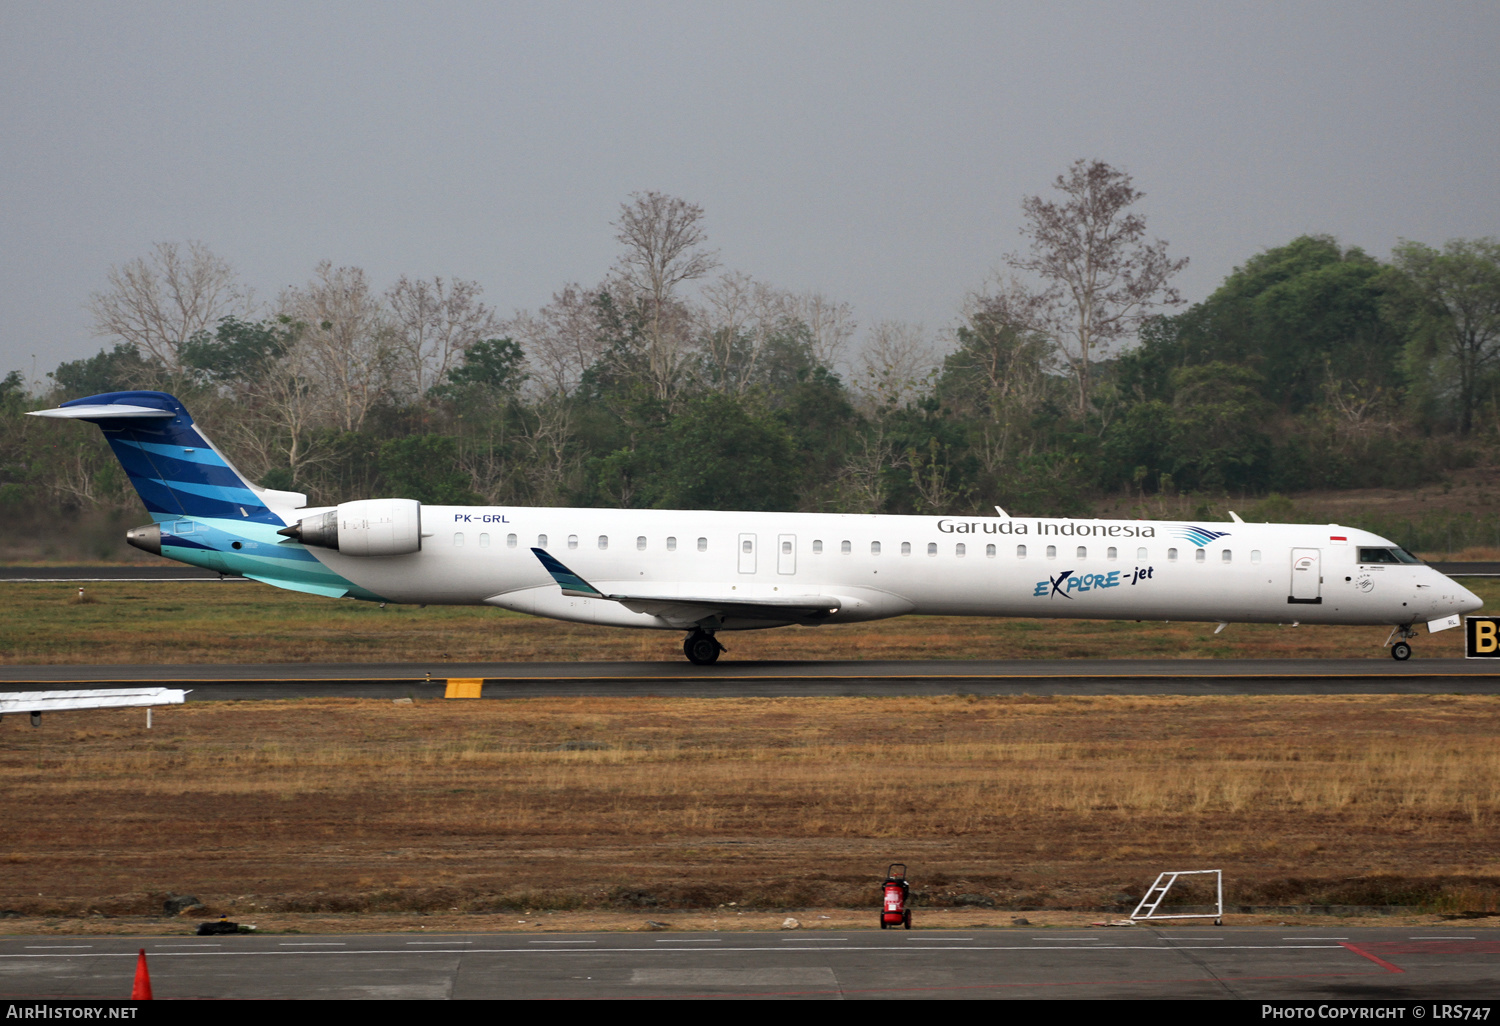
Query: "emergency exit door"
738 533 756 574
1289 547 1322 604
777 534 796 574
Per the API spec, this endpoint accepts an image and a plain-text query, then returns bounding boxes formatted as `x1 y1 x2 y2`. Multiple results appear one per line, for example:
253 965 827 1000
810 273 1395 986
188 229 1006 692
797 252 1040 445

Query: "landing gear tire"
684 631 722 666
1391 641 1412 661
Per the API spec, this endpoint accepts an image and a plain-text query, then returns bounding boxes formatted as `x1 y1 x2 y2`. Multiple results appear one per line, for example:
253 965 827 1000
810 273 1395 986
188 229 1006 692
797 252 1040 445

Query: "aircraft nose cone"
1460 585 1484 614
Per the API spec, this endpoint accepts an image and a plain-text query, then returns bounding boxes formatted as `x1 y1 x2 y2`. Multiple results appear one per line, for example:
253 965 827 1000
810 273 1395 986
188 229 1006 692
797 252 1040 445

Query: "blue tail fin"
29 390 286 525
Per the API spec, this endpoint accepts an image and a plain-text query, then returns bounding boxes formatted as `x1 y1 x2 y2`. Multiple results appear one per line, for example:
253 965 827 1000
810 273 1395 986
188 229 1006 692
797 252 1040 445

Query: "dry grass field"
1 576 1495 665
2 694 1498 932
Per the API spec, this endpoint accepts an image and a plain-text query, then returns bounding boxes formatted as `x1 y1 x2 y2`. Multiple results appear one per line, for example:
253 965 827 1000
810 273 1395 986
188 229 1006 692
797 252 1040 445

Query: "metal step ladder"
1130 869 1223 925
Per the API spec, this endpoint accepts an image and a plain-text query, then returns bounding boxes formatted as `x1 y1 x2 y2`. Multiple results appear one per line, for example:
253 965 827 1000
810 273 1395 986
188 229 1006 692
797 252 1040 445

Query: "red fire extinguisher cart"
880 863 911 929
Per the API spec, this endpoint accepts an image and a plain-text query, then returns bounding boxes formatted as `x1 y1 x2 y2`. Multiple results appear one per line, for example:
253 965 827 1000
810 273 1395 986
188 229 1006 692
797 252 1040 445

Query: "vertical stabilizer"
27 391 287 525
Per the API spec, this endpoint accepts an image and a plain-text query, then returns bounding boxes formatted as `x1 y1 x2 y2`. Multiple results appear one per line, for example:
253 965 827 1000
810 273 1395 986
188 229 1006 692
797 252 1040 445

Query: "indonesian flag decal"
1330 535 1348 543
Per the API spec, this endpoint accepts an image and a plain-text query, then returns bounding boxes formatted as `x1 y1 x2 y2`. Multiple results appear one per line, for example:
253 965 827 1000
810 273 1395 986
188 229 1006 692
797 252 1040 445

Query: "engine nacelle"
278 498 422 556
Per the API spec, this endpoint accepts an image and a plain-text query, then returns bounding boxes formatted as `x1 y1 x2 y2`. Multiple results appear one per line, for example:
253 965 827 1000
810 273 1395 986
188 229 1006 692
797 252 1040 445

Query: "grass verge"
2 694 1498 928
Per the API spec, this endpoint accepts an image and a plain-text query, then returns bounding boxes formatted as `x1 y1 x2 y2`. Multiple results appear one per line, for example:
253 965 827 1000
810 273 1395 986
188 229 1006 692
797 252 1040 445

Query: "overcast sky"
2 1 1497 386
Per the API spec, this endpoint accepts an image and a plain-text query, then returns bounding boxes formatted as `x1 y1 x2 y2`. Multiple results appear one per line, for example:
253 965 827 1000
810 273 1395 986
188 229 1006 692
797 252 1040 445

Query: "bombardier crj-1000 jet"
34 391 1483 664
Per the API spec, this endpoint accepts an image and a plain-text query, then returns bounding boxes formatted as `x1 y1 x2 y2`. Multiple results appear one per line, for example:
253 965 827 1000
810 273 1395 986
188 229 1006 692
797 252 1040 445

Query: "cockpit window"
1359 547 1422 564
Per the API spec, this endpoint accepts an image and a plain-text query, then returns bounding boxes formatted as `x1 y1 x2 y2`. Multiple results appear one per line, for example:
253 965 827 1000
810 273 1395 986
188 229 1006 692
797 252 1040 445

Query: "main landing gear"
683 630 724 666
1389 624 1417 661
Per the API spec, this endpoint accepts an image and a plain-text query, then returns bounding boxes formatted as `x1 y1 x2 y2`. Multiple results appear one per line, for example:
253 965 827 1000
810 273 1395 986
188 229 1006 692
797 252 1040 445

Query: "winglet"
1229 511 1245 524
531 548 604 598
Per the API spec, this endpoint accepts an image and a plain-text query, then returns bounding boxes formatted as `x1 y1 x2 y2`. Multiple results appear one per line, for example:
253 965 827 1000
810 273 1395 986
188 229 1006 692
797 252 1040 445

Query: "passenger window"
1221 550 1232 563
454 533 464 546
479 533 490 547
927 542 937 556
697 537 707 552
598 535 609 550
507 533 517 548
986 544 996 557
742 539 753 554
1168 547 1178 561
901 541 911 555
1251 549 1262 563
666 536 676 551
1077 546 1087 559
955 543 966 557
538 534 548 548
1107 546 1117 560
637 536 646 550
1046 545 1057 559
871 541 881 555
568 535 578 550
1017 545 1027 558
813 540 823 554
1195 548 1205 563
841 540 851 554
782 540 792 554
1137 547 1147 560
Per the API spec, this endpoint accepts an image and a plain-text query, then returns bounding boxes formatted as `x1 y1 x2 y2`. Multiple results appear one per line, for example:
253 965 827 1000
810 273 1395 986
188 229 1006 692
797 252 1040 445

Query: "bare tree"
852 320 938 414
946 279 1056 473
505 283 609 400
278 262 392 432
787 291 857 372
386 276 501 398
611 191 719 401
88 241 248 371
1009 159 1187 416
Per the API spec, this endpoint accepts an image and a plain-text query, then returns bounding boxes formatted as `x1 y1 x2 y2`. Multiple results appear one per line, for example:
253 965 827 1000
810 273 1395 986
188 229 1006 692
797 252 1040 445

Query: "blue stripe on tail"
58 391 283 526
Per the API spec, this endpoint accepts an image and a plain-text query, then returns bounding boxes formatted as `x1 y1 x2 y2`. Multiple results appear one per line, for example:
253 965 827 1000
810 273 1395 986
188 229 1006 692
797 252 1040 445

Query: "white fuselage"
297 508 1482 632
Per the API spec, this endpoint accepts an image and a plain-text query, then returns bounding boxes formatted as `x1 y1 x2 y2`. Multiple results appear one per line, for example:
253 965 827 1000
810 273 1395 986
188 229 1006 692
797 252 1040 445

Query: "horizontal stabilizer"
28 404 175 420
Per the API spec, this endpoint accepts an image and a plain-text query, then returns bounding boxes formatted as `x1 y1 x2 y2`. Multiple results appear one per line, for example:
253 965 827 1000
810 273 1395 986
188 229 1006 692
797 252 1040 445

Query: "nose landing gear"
1388 624 1417 661
683 630 724 665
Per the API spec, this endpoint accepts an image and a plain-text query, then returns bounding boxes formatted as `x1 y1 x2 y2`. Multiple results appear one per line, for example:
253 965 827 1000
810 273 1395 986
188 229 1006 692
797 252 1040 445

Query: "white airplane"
32 391 1483 664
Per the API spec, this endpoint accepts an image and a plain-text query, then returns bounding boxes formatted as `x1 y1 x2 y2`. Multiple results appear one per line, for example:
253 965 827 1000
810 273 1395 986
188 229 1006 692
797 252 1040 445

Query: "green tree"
1163 236 1410 411
49 343 157 397
629 394 798 511
377 435 481 504
1391 238 1500 434
180 316 300 385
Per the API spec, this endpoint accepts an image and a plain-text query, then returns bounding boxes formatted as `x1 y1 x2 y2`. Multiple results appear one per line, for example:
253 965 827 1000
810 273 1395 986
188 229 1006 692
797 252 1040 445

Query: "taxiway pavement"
2 928 1496 1000
0 659 1495 698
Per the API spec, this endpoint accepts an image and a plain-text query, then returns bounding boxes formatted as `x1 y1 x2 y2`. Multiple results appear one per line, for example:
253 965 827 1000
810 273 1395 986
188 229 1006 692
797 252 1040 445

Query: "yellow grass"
1 577 1495 664
3 694 1498 920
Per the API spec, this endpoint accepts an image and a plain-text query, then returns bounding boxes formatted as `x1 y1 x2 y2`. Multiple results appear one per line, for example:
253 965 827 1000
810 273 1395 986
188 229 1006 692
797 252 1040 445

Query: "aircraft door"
738 533 757 574
1289 547 1322 603
777 534 796 575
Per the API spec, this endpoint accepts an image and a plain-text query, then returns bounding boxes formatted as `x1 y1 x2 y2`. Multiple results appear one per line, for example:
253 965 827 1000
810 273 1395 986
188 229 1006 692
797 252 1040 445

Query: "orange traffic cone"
131 948 153 1000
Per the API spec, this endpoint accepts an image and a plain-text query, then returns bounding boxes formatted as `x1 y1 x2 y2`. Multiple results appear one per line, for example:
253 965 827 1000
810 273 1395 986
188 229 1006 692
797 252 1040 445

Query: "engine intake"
278 498 422 556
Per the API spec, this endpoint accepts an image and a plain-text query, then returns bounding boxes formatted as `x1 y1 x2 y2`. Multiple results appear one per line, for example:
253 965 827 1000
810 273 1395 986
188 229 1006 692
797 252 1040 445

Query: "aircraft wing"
530 548 840 627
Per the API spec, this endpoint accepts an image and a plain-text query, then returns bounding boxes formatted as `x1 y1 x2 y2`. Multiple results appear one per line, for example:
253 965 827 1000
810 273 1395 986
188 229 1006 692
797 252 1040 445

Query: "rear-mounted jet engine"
277 498 423 556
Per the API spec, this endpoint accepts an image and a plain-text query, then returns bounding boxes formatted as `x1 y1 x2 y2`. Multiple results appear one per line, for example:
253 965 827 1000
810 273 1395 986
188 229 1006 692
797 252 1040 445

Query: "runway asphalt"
2 927 1496 1000
0 659 1496 698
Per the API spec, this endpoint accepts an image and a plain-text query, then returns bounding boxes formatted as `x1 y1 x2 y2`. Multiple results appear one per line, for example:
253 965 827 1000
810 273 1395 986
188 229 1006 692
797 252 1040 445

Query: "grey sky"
2 1 1497 385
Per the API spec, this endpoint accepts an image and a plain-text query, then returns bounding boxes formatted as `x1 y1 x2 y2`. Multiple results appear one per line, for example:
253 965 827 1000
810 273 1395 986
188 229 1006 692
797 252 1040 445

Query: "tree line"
3 162 1498 534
